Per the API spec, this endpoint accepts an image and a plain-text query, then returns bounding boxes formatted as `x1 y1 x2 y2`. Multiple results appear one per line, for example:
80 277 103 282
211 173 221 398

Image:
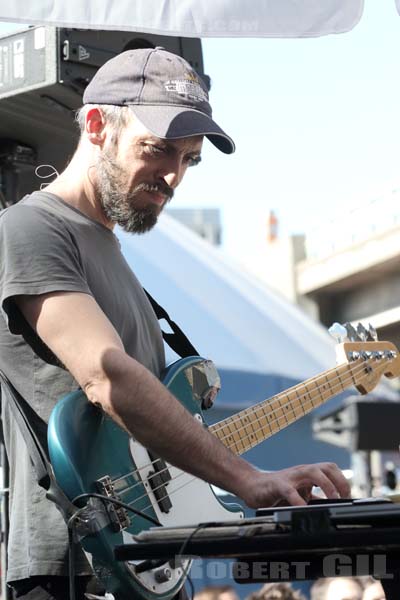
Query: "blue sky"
184 0 400 264
1 0 399 267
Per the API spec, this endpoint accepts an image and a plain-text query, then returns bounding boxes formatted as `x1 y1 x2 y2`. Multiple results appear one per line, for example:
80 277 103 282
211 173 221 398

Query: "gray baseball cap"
83 47 235 154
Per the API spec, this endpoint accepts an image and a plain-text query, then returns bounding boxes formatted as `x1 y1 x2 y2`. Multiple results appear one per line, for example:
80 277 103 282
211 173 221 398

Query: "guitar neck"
209 360 362 456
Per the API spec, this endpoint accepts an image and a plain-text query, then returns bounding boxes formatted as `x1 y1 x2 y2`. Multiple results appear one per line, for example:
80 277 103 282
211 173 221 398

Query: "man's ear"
85 107 107 147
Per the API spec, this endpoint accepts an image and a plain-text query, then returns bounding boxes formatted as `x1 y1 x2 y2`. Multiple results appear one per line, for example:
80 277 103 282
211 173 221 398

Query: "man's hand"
240 462 350 508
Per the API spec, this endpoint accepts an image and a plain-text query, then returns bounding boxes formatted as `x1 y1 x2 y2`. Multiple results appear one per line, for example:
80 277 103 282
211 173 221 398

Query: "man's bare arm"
15 291 350 507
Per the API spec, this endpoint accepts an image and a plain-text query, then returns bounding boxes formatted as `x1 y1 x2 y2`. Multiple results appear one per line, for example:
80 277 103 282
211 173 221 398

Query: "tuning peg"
328 322 348 343
356 323 368 342
368 323 378 341
344 322 360 342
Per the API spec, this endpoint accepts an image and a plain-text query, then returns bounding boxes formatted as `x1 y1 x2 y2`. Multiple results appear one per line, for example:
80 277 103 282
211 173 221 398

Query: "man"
0 47 349 599
310 577 364 600
246 582 306 600
362 580 386 600
194 585 240 600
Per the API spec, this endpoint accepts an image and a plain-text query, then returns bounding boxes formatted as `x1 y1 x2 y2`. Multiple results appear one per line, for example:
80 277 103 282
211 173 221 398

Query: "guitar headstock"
329 322 400 394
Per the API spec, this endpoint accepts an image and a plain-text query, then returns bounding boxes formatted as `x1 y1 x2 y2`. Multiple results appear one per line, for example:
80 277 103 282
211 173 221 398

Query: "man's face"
325 579 363 600
94 115 203 233
362 582 385 600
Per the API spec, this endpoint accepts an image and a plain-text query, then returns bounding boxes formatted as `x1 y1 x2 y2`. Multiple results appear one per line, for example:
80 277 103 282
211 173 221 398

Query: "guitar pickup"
96 475 131 532
147 452 172 514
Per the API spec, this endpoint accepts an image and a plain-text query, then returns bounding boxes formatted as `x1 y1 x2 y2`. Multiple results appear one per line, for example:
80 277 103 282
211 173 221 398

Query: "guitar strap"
0 370 78 521
144 289 199 357
0 370 49 488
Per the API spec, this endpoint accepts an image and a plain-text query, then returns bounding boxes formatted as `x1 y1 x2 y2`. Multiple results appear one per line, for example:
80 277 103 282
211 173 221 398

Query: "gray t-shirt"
0 192 165 581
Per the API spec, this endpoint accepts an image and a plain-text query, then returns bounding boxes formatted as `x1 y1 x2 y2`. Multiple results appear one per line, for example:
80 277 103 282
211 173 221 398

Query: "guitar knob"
154 567 172 583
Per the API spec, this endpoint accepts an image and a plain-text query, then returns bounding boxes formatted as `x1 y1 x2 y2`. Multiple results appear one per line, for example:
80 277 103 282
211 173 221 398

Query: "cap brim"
129 105 235 154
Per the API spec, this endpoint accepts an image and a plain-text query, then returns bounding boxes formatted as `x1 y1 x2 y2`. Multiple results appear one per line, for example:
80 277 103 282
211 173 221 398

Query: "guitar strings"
112 361 378 523
112 357 383 512
126 357 368 519
110 358 360 487
113 357 384 499
210 362 350 436
110 355 378 488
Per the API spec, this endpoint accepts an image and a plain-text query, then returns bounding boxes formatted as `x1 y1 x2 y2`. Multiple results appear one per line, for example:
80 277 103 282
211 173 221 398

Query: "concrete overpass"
295 188 400 345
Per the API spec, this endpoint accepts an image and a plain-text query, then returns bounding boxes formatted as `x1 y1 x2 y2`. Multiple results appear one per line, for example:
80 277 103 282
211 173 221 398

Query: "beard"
94 148 173 234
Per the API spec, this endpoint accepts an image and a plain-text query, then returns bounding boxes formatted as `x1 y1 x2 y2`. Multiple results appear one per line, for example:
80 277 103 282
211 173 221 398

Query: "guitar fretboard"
209 361 363 455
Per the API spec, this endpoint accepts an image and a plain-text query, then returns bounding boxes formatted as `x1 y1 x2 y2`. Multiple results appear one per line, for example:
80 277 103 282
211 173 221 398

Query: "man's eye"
145 144 165 155
187 155 201 167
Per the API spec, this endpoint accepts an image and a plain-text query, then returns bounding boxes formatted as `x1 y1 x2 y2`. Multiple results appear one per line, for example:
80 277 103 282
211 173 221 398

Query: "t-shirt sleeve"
0 202 92 364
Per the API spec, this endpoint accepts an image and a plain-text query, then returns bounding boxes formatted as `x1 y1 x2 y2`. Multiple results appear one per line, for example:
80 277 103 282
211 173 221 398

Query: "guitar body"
48 357 244 600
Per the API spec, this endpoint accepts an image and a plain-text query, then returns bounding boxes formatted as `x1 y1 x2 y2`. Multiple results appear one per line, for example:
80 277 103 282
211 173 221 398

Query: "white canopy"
0 1 371 38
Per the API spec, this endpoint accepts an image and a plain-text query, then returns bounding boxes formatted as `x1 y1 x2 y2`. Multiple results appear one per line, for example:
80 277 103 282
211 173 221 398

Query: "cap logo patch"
164 71 208 104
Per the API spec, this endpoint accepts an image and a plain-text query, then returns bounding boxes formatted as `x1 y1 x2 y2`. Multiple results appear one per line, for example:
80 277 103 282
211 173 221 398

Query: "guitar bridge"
96 475 131 532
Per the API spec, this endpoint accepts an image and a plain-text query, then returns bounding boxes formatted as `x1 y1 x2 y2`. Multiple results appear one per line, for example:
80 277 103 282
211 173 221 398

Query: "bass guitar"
48 325 400 600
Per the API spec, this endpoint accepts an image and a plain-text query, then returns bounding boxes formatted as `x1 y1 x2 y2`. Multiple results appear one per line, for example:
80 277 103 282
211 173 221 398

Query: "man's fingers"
301 463 350 499
308 469 341 500
318 462 351 498
298 486 313 503
284 488 308 506
273 487 308 507
282 462 350 505
250 462 350 509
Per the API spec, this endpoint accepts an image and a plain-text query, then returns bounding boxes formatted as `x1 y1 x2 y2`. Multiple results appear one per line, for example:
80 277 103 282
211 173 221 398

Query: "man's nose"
159 159 186 189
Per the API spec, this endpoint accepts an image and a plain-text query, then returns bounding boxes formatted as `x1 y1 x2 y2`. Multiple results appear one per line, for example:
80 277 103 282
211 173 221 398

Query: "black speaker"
0 26 208 205
313 398 400 451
